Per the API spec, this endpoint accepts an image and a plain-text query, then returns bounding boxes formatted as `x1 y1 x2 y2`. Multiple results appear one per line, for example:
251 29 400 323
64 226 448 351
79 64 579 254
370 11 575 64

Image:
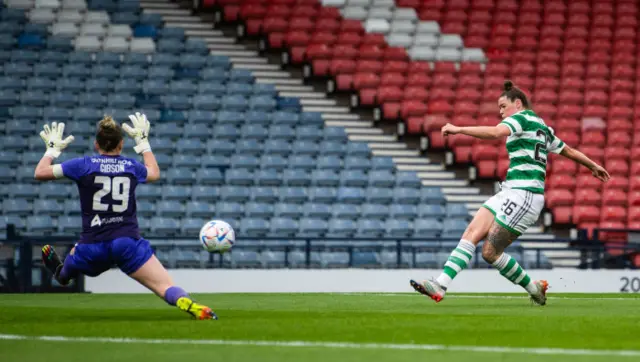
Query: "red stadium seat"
573 205 600 224
548 174 576 190
603 189 628 207
574 188 602 206
547 189 574 208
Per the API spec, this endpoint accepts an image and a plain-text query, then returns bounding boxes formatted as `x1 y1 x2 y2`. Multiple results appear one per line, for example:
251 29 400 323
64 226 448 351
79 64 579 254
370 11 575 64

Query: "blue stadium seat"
282 169 310 187
415 218 443 237
368 169 395 187
157 200 185 217
357 219 386 237
195 168 224 185
114 78 142 94
93 64 120 80
300 112 324 125
188 109 216 124
255 169 282 186
175 139 205 155
182 123 210 140
390 204 417 219
17 33 45 49
0 150 21 166
136 200 155 217
214 202 243 220
201 68 227 82
225 169 254 186
242 202 272 218
191 186 220 202
34 63 62 78
184 200 214 218
337 187 366 204
288 155 315 170
249 95 276 111
270 217 299 236
220 185 251 202
148 65 174 80
289 140 319 156
311 169 339 187
201 155 230 168
230 154 260 169
274 203 302 218
263 139 290 156
40 183 72 201
159 27 185 40
446 203 470 218
371 157 395 171
415 252 438 268
1 76 25 91
152 53 179 67
0 90 19 106
340 170 368 187
234 139 262 155
134 24 157 38
394 188 421 204
309 187 337 203
184 38 209 55
155 122 182 138
316 155 343 170
78 92 108 107
162 185 191 201
240 218 270 237
443 219 468 238
166 167 195 185
344 156 371 171
268 124 296 140
366 187 393 204
15 167 37 183
198 82 226 96
120 65 147 80
181 217 207 236
361 203 388 219
137 185 164 200
0 166 14 182
328 218 357 237
27 215 55 233
298 217 328 237
150 216 181 236
57 215 81 234
260 154 288 170
21 90 48 107
296 125 323 142
418 204 446 218
396 172 422 188
95 52 122 65
251 187 280 203
4 199 31 215
279 187 308 204
332 204 360 220
304 203 332 219
46 36 74 52
388 219 414 237
157 38 184 54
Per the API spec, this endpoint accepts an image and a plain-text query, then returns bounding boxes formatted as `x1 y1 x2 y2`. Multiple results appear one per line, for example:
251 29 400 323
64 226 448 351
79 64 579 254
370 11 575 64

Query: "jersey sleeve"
547 127 566 154
60 157 90 182
499 116 523 136
133 159 148 184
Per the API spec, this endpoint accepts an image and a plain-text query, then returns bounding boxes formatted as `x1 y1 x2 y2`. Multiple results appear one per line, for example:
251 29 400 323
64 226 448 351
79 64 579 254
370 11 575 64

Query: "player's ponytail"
96 116 124 152
501 80 530 108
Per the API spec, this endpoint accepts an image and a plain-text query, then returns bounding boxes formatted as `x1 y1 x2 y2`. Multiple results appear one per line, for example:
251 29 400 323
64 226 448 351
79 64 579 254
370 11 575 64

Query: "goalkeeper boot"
41 245 66 284
176 297 218 320
529 280 549 306
410 279 446 303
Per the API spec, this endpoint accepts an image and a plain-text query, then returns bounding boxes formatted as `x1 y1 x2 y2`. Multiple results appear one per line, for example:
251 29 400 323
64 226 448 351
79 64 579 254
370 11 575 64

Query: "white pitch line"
340 293 640 301
1 334 639 358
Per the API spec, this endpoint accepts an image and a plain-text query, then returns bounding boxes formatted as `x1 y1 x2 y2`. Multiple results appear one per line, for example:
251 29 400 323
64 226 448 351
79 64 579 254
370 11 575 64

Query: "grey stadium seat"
103 37 129 52
57 9 83 24
462 48 486 62
341 7 368 21
130 38 156 53
80 23 107 37
51 22 79 37
29 9 56 24
393 8 417 20
435 48 461 62
390 20 416 34
75 36 102 52
386 33 413 48
416 21 440 34
108 24 133 38
365 18 389 33
84 11 110 25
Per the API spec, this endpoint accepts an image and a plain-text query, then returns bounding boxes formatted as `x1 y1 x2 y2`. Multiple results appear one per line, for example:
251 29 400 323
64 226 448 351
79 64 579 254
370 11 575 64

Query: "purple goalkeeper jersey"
61 154 147 244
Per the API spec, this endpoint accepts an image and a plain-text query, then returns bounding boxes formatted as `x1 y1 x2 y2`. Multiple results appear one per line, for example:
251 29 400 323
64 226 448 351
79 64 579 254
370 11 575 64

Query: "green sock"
492 253 537 294
435 239 476 288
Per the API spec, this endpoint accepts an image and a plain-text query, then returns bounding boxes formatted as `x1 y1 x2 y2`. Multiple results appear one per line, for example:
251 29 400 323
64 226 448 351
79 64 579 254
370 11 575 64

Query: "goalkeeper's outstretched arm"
123 112 160 183
34 122 74 181
560 145 610 182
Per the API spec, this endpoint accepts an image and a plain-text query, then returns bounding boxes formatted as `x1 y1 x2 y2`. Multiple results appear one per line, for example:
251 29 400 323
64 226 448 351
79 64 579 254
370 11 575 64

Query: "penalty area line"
1 334 639 358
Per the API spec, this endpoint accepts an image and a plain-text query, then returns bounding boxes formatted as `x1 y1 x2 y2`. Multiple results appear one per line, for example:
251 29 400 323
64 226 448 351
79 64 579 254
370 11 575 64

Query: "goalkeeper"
34 113 217 320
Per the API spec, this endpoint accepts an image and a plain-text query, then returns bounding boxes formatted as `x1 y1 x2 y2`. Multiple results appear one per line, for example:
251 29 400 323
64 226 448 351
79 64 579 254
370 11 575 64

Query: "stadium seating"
0 0 558 269
220 0 640 264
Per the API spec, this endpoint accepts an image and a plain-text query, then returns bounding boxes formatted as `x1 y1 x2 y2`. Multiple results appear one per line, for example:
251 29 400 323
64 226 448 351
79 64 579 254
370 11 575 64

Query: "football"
199 220 236 253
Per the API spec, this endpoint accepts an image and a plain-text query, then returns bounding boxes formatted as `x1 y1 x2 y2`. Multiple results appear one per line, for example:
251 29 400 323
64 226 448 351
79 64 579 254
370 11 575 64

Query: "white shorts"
482 187 544 236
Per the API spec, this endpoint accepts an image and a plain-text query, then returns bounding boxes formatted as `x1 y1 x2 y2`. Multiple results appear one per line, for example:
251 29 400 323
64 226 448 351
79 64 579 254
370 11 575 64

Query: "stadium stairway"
137 0 577 266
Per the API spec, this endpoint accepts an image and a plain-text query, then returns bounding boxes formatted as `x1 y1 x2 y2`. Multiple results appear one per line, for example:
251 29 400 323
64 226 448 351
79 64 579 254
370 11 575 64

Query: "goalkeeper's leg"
42 245 76 285
410 207 494 302
123 239 217 320
483 223 548 306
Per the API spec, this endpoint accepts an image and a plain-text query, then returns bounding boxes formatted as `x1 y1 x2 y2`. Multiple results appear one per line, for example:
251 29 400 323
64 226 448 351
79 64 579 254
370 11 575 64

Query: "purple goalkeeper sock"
164 286 189 306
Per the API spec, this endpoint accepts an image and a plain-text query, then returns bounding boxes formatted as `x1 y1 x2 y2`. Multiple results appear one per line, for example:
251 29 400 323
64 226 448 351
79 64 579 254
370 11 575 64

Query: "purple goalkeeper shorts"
62 237 154 277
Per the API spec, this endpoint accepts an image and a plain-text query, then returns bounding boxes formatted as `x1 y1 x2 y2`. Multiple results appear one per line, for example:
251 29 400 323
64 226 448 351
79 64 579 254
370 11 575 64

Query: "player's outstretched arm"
123 112 160 182
560 145 610 182
34 122 75 181
441 123 511 140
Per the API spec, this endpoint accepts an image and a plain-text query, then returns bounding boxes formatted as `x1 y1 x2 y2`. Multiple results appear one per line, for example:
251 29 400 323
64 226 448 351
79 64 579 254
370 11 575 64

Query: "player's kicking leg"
410 207 495 302
482 223 548 306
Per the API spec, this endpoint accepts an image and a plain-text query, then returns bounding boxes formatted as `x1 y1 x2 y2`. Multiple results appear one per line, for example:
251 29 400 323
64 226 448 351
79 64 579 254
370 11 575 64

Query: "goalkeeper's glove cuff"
44 149 61 159
133 141 151 154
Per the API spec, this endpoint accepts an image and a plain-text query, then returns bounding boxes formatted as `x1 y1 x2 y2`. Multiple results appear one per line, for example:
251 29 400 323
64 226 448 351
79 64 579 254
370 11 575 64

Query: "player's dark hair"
96 116 123 152
500 80 530 108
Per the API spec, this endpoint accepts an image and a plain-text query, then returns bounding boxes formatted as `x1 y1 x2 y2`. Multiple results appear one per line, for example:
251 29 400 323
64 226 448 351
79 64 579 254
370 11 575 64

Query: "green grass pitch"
1 293 639 362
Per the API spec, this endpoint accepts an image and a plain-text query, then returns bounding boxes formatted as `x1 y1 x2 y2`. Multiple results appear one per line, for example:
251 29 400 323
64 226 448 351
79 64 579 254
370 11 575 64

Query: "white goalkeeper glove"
40 121 75 159
122 112 151 154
